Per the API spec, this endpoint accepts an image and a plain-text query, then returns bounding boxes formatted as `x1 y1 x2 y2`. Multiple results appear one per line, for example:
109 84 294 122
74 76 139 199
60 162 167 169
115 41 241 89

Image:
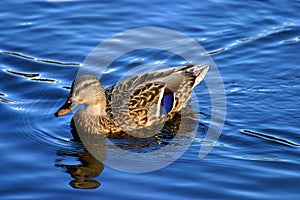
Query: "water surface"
0 0 300 199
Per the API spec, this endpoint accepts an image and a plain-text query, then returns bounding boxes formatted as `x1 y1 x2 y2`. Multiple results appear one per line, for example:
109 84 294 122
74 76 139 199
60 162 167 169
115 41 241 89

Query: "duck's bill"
55 108 71 116
54 97 77 117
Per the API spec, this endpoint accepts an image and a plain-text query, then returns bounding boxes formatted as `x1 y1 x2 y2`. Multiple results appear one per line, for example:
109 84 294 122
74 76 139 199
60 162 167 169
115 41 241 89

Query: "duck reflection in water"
55 123 106 189
55 147 104 189
55 108 200 189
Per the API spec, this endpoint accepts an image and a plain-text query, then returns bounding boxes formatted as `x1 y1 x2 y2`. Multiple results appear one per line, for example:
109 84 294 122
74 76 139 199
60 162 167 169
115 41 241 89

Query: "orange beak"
54 97 77 117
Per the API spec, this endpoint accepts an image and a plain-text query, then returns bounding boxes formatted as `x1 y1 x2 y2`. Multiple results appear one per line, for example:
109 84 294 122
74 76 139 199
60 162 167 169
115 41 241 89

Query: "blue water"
1 0 300 199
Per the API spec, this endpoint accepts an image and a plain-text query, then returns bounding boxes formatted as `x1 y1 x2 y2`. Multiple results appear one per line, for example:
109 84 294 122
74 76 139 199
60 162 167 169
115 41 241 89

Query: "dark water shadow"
55 146 104 189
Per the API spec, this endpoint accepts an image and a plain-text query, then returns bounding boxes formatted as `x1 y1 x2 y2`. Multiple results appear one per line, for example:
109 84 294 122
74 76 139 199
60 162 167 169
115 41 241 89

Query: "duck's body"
55 64 209 137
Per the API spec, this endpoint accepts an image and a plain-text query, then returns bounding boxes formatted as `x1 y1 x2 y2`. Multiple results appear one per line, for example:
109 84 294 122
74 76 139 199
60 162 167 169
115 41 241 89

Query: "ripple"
21 22 32 26
207 48 227 55
0 50 81 66
0 92 14 103
280 36 300 44
17 114 74 152
204 23 297 56
5 69 59 83
30 78 59 83
239 156 281 162
218 22 298 53
129 58 145 63
47 0 75 2
5 69 39 78
241 129 300 147
237 36 258 43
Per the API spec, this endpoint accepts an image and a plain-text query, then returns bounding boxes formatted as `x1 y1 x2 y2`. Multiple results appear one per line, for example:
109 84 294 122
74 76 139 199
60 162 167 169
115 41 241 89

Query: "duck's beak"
54 97 78 117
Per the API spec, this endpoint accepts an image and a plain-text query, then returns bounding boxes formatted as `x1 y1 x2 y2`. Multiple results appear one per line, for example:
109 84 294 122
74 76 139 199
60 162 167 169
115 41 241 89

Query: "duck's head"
55 75 106 117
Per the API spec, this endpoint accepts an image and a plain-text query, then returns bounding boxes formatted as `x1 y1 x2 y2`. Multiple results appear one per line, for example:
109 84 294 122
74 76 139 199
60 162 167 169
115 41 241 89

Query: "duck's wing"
128 82 167 126
106 81 167 131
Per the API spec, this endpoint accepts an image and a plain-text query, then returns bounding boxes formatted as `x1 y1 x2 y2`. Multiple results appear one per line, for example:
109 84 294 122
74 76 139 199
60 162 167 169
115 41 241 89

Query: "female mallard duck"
55 64 209 137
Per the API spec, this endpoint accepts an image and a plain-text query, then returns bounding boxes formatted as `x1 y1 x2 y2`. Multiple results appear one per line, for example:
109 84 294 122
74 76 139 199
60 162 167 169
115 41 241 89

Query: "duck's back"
104 64 209 132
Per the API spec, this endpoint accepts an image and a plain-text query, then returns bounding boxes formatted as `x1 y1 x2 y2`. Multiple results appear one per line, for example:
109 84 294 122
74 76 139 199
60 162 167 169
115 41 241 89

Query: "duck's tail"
184 64 209 89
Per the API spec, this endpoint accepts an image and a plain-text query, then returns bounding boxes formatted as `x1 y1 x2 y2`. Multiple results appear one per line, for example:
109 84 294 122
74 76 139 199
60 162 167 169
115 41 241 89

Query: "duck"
55 64 209 138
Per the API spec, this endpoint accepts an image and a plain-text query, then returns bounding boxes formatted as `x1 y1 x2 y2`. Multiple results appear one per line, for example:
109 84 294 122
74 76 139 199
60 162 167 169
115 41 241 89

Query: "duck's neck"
84 103 107 116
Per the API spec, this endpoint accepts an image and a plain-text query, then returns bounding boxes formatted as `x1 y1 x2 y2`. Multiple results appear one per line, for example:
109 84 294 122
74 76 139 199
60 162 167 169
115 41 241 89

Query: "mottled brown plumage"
55 64 209 138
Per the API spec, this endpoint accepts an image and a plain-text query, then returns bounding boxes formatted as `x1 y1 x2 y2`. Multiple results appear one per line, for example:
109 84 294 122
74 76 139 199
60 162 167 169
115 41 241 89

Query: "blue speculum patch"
161 93 174 115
